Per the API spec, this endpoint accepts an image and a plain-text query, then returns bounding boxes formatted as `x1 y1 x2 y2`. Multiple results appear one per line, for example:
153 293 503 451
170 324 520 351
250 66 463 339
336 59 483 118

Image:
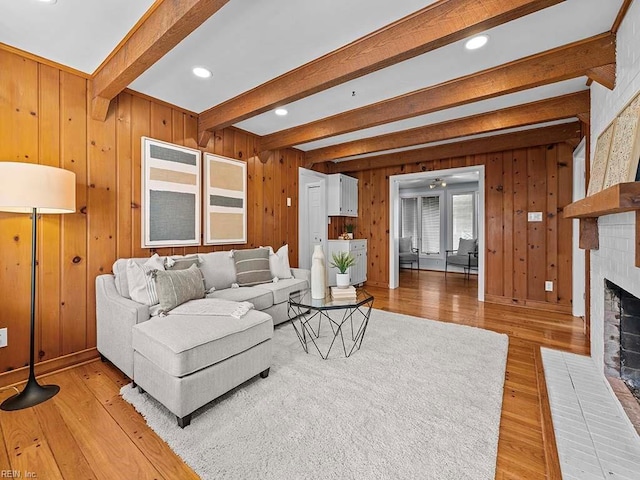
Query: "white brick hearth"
542 348 640 480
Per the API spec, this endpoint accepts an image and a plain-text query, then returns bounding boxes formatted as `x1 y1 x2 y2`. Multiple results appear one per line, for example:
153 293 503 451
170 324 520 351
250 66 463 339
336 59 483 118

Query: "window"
421 196 441 254
401 197 418 249
451 193 475 251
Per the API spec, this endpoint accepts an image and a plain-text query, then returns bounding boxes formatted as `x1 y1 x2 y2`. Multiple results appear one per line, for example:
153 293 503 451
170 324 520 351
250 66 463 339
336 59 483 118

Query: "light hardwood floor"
0 270 588 479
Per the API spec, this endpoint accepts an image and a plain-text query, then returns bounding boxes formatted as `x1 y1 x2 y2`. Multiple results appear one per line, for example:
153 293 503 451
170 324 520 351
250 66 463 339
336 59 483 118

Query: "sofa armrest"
291 268 310 287
96 274 150 378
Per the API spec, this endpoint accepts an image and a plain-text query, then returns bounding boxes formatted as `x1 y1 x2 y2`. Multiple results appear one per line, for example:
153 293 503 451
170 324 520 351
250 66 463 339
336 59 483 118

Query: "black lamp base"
1 377 59 411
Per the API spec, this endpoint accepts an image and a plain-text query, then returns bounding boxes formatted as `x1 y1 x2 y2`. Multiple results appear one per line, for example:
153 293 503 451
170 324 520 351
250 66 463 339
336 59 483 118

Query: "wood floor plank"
48 370 166 480
33 400 98 479
0 392 13 472
76 363 199 480
0 270 588 479
0 392 65 480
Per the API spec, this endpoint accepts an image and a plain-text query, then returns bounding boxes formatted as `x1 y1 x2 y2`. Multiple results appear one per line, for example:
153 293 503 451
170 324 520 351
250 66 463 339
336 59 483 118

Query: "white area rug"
121 309 508 480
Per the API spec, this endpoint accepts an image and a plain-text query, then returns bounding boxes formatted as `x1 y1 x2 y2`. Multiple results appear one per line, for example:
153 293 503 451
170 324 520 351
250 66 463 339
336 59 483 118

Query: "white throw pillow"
269 245 293 279
126 254 165 305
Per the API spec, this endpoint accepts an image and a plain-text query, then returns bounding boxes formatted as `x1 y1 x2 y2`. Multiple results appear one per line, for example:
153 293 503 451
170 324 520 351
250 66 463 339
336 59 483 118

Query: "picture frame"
203 153 247 245
141 137 201 248
587 121 615 196
603 93 640 189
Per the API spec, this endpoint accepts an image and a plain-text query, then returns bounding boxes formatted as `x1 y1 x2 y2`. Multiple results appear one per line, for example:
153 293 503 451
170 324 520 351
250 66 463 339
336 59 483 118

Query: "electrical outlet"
0 328 7 348
287 197 292 207
545 281 553 292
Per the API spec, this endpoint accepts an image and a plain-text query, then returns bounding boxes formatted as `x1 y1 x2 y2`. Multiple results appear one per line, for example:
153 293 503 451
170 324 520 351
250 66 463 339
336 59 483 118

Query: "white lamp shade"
0 162 76 214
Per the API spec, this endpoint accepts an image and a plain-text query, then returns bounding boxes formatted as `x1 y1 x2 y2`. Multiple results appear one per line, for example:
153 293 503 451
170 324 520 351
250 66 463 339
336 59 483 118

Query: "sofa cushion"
447 254 478 267
132 309 273 377
207 286 273 311
255 277 308 305
198 251 237 291
233 247 273 286
126 254 165 306
154 264 206 313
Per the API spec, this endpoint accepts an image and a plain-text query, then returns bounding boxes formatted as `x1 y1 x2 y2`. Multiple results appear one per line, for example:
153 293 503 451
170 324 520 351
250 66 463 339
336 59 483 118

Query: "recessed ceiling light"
192 67 212 78
465 35 489 50
275 108 288 116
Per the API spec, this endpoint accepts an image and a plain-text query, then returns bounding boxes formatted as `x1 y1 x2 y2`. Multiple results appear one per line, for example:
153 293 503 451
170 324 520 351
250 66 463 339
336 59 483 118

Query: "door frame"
572 138 586 318
389 165 485 302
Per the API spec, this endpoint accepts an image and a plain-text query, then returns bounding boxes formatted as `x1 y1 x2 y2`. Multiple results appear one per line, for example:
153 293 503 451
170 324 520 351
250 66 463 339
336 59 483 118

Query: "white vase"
311 244 326 299
336 273 350 289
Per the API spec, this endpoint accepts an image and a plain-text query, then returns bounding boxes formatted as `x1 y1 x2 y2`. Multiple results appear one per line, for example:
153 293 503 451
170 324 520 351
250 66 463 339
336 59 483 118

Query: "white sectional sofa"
96 246 309 427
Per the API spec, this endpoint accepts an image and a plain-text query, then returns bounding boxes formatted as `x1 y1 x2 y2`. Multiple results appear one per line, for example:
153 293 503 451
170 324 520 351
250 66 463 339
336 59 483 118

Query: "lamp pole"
1 208 60 411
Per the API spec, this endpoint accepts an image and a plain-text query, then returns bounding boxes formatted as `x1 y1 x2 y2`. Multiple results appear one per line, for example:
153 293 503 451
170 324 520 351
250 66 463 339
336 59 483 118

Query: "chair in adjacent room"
399 237 420 270
445 238 478 279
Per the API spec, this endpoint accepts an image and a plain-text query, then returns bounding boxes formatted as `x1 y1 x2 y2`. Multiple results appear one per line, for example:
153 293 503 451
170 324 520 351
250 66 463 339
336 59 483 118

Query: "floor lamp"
0 162 76 411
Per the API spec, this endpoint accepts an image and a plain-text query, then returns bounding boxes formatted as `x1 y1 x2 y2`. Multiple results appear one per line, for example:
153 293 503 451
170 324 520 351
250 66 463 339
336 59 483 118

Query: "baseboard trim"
484 295 572 314
0 348 99 388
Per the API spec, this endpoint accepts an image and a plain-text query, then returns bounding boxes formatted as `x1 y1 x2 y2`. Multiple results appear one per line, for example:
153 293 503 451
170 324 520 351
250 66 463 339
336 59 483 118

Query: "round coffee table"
287 288 374 359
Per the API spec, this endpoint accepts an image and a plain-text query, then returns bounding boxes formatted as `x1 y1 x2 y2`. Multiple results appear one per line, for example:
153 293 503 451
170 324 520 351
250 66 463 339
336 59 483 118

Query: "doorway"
389 166 485 301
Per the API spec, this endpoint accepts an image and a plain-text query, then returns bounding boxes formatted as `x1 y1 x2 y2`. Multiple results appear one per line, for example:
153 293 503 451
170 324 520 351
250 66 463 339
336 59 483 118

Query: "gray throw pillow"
233 247 273 286
167 254 200 270
154 264 205 313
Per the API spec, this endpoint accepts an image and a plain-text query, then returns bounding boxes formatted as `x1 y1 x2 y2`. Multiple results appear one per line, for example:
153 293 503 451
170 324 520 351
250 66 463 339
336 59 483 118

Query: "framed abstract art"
203 153 247 245
141 137 201 248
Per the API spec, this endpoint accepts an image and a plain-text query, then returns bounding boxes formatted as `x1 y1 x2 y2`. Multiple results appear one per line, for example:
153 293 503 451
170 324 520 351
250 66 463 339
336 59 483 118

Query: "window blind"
421 196 440 254
401 197 419 249
451 193 474 250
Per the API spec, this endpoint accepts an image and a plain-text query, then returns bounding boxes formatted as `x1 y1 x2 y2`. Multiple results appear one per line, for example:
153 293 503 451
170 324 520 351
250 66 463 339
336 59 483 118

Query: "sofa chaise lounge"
96 246 309 427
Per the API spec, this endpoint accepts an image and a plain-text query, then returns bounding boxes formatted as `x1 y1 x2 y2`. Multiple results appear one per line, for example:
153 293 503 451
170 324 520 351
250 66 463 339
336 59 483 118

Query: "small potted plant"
330 251 357 288
345 223 355 240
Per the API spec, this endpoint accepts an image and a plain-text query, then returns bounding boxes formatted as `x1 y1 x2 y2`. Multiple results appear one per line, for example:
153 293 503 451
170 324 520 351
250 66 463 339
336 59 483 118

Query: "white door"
308 184 323 244
300 182 325 269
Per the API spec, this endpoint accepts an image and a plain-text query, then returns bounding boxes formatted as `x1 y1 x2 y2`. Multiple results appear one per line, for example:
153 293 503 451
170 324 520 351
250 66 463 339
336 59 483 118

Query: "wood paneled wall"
0 48 303 378
328 144 574 312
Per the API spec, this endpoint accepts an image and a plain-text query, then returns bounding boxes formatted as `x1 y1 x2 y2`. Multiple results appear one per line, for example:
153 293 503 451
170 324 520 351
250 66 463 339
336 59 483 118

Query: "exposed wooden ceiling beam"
304 91 589 165
91 0 231 121
331 122 581 173
196 0 564 141
612 0 634 33
260 33 615 152
586 63 616 90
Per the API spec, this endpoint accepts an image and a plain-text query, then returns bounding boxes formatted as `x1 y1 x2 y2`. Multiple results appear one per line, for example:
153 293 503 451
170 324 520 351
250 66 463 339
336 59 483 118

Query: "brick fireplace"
592 212 640 432
604 280 640 400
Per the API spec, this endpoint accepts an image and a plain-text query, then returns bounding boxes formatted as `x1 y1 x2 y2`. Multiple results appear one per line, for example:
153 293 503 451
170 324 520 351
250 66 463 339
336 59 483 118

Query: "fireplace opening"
604 280 640 402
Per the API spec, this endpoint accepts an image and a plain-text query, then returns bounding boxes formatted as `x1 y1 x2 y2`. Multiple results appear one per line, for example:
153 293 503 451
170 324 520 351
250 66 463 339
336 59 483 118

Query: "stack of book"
331 286 357 300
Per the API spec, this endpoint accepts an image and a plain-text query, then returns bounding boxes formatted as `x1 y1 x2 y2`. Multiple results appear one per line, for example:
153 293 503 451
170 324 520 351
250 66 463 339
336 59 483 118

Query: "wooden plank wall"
0 48 302 377
328 144 574 312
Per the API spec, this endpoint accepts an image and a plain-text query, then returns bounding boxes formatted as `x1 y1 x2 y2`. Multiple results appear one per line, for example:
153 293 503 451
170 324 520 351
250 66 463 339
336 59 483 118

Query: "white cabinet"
327 174 358 217
327 239 367 286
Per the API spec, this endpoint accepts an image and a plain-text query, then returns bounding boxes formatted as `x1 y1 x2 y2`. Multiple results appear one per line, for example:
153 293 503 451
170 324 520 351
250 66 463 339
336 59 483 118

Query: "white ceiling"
0 0 624 159
0 0 155 74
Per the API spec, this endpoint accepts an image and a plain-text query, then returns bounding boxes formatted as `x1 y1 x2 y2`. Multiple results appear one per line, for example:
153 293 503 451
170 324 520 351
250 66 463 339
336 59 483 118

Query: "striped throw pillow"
233 248 273 286
126 254 165 305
